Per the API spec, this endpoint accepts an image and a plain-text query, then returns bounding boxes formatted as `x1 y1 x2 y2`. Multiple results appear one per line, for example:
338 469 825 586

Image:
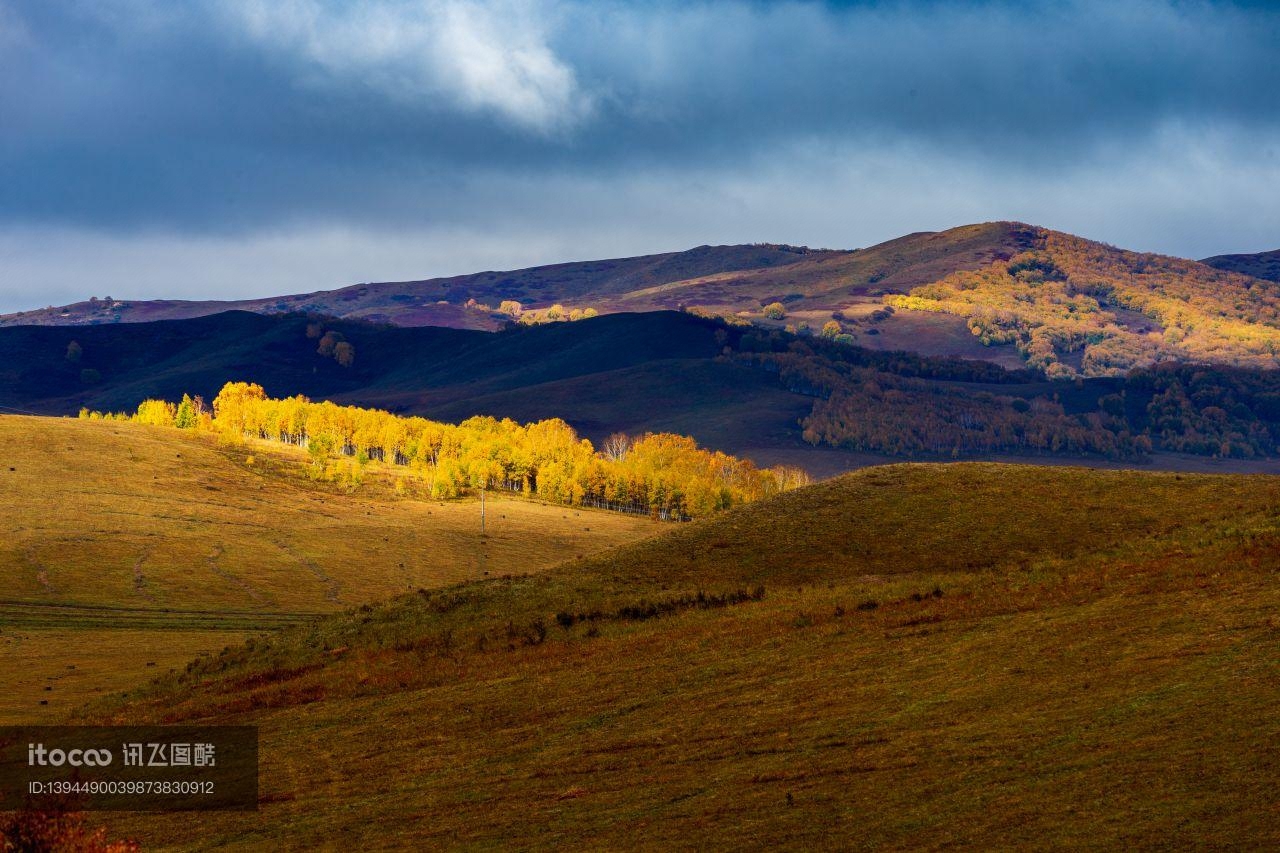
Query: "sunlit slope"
888 227 1280 376
0 416 654 610
0 415 655 721
96 464 1280 850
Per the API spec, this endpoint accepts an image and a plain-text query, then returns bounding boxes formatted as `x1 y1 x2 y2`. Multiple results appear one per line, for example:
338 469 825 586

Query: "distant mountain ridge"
0 243 841 330
0 223 1038 331
1201 248 1280 283
5 222 1280 378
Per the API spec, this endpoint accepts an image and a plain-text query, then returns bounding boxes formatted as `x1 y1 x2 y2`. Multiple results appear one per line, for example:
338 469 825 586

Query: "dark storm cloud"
0 1 1278 313
2 0 1278 231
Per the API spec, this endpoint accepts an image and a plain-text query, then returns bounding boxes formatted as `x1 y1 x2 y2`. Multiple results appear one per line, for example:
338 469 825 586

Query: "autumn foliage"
887 228 1280 377
116 382 809 519
732 328 1280 460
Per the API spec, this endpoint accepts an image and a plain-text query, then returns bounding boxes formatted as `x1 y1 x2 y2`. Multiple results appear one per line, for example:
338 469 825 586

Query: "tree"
175 394 198 429
135 399 177 427
764 302 787 320
334 341 356 367
499 300 523 317
821 320 842 339
65 340 82 363
317 331 343 357
602 432 632 461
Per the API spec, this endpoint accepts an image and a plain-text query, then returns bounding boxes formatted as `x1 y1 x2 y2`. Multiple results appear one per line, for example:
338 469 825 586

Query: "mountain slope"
10 309 1280 476
0 223 1036 331
89 463 1280 849
1202 248 1280 283
0 310 722 416
0 309 841 470
8 222 1279 382
0 244 842 330
887 228 1280 376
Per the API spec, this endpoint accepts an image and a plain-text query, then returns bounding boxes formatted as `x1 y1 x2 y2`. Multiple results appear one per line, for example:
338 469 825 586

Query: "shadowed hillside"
0 310 723 418
1202 248 1280 283
86 463 1280 849
10 309 1280 477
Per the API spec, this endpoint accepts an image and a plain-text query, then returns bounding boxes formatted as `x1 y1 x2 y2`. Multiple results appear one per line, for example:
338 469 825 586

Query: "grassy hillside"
83 463 1280 849
1202 248 1280 283
0 416 655 721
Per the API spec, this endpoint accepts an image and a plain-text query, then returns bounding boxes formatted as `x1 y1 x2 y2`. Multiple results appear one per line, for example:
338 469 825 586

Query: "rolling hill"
0 310 836 470
7 222 1279 383
78 462 1280 849
0 415 655 722
1202 248 1280 283
0 243 843 331
0 223 1035 333
9 309 1280 478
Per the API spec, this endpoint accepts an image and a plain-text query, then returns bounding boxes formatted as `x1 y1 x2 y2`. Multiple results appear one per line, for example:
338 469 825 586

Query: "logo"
27 743 113 767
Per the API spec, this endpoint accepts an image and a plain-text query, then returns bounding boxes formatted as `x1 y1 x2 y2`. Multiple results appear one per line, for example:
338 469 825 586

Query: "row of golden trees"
116 382 809 519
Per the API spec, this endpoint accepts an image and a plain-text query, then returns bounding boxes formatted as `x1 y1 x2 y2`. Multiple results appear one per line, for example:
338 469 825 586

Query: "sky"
1 0 1278 313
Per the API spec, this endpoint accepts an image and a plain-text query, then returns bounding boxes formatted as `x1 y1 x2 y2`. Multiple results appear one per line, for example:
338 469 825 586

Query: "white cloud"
219 0 588 132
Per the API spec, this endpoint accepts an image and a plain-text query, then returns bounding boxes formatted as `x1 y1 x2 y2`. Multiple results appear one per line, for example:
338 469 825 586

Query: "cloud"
3 122 1278 314
216 0 589 132
0 0 1278 311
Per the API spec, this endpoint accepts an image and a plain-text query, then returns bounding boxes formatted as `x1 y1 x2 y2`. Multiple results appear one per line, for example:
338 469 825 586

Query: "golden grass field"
70 462 1280 850
0 416 656 722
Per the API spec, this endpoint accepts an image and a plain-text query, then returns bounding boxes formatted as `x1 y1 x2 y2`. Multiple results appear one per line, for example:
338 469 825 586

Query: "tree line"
91 382 810 520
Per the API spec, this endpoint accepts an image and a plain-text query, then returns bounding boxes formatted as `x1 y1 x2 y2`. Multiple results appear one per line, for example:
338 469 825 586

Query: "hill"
0 416 655 721
0 223 1038 339
1202 248 1280 283
0 243 844 331
886 229 1280 377
0 309 839 469
83 462 1280 849
9 310 1280 477
7 222 1280 382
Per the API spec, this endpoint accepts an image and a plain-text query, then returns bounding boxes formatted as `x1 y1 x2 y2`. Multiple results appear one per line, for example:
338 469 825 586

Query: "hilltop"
1202 248 1280 283
6 222 1279 381
0 416 654 721
0 243 842 331
88 462 1280 849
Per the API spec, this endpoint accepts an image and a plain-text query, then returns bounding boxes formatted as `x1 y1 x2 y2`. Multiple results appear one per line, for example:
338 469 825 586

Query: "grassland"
0 415 656 721
78 463 1280 850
